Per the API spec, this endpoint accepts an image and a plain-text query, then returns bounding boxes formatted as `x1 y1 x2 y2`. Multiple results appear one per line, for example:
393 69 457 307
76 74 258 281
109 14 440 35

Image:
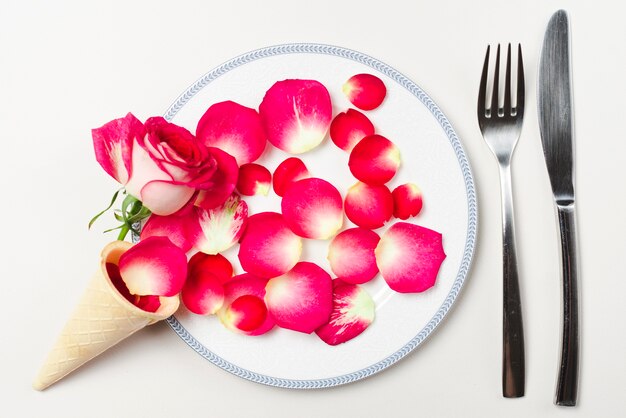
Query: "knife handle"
499 165 525 398
555 203 580 406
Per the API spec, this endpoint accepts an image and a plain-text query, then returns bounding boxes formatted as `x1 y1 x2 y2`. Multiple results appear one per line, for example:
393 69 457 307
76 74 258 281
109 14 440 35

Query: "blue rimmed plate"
162 44 477 389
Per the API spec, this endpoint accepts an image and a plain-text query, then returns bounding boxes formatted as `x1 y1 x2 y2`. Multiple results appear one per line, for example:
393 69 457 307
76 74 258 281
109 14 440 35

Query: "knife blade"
537 9 580 407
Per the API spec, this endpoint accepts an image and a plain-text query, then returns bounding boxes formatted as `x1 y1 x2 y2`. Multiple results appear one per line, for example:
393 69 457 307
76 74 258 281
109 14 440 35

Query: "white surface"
169 50 470 382
1 0 625 416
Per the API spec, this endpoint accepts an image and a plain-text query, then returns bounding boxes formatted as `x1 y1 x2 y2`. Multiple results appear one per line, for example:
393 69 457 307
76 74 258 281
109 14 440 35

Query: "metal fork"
478 43 525 398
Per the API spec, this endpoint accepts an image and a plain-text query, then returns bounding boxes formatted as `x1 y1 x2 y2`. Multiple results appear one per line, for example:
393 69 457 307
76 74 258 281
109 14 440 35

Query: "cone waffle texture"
33 241 179 391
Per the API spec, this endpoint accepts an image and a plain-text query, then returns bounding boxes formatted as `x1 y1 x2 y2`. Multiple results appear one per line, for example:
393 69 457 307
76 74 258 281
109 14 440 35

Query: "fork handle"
499 164 525 398
555 203 580 406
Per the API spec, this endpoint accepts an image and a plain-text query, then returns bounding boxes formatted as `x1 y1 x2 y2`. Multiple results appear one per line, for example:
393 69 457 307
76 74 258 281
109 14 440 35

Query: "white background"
1 0 625 417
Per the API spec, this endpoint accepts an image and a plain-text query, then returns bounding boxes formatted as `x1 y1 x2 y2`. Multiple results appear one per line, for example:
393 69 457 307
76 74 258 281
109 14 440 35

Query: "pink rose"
92 113 238 216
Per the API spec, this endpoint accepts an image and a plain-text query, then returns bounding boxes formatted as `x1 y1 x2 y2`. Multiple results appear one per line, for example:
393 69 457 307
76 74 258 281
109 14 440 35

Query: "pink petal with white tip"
349 135 400 185
315 281 375 345
344 182 393 229
392 183 423 220
182 270 224 315
222 295 267 333
196 101 266 165
187 252 233 283
218 273 275 336
375 222 446 293
281 178 343 239
272 157 310 197
236 163 271 196
134 295 162 313
342 73 387 111
140 202 201 252
327 228 380 284
118 236 188 297
259 79 332 154
238 212 302 278
92 113 144 185
108 262 162 313
107 262 134 304
195 147 239 210
329 109 375 152
265 262 333 334
194 193 248 255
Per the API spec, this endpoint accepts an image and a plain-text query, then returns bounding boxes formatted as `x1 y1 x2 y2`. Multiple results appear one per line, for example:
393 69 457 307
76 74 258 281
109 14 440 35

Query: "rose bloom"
92 113 237 216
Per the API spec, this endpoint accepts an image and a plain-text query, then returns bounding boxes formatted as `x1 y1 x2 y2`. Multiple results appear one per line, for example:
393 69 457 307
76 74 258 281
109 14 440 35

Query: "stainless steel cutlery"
477 43 526 399
537 9 580 407
478 9 580 406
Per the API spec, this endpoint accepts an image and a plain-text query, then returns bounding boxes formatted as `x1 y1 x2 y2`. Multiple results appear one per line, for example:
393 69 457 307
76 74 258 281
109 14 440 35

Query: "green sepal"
88 188 122 229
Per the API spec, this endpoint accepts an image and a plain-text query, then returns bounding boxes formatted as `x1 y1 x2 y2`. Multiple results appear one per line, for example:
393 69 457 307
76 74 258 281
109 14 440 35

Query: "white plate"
163 44 477 388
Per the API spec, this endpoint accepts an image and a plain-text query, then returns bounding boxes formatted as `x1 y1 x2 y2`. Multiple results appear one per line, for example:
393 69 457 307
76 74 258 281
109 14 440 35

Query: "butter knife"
537 9 580 407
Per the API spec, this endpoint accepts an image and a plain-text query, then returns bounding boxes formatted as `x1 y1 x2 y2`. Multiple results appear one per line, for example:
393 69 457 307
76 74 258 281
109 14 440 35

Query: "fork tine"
478 45 490 117
504 43 512 114
491 44 501 115
516 44 525 116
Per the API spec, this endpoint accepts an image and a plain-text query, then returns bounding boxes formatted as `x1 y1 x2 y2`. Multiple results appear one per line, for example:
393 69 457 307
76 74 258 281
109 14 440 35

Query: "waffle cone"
33 241 180 391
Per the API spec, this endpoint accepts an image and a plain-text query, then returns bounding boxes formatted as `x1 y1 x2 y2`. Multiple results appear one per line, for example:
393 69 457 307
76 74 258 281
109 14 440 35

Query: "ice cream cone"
33 241 180 391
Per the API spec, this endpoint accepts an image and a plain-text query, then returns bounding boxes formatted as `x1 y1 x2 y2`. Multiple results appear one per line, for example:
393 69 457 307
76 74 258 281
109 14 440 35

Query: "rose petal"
327 228 380 284
140 202 201 252
392 183 423 220
221 295 268 333
344 182 394 229
141 117 218 190
315 281 375 345
193 194 248 255
108 261 162 313
182 270 224 315
236 163 271 196
92 113 144 184
272 157 310 197
118 236 188 297
187 252 234 283
134 295 162 313
140 180 195 216
329 109 375 152
124 136 173 200
196 101 267 165
259 79 332 154
218 273 275 336
264 262 333 334
348 135 400 185
343 74 387 111
375 222 446 293
238 212 302 278
194 147 239 210
281 178 343 239
107 262 134 303
120 116 224 215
